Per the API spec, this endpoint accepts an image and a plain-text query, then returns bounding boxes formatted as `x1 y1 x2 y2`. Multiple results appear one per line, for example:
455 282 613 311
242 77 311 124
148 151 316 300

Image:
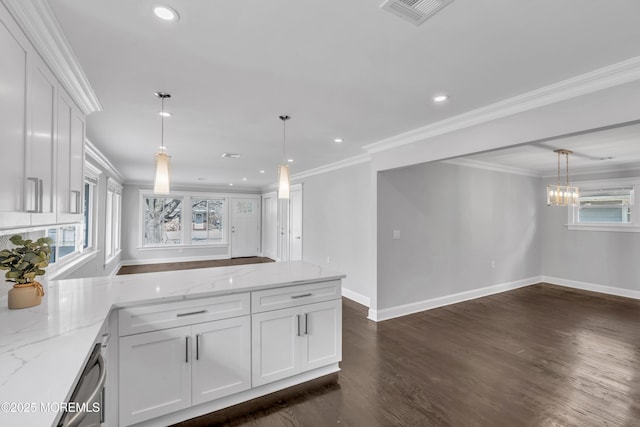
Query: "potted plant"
0 235 52 309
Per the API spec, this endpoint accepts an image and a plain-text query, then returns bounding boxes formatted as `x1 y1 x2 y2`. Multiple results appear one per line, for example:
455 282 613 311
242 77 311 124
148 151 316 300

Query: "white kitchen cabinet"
57 89 85 223
118 294 252 426
119 326 192 426
191 316 251 405
27 53 57 225
0 2 85 228
252 299 342 387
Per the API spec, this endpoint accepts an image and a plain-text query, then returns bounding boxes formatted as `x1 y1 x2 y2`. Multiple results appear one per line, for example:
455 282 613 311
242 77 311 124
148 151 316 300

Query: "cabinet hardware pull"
291 293 312 299
71 190 81 214
26 177 41 213
196 334 200 361
305 313 309 335
185 336 189 363
176 309 207 317
297 314 302 336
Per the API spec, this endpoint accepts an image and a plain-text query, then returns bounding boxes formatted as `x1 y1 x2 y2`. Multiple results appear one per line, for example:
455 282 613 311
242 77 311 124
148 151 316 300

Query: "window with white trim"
83 162 100 251
106 179 123 259
143 196 184 246
140 191 230 248
569 178 640 232
191 198 225 245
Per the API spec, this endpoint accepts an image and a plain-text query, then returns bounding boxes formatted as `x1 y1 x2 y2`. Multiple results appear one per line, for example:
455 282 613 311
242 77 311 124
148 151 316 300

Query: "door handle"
304 313 309 335
296 314 302 337
295 236 301 239
185 336 189 363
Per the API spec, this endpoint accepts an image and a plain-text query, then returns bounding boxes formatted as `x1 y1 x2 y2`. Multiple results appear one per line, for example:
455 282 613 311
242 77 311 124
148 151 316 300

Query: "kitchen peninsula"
0 261 344 426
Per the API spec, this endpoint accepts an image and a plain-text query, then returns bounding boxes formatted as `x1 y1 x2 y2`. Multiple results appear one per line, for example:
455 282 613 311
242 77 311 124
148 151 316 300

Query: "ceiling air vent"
221 153 241 159
380 0 454 26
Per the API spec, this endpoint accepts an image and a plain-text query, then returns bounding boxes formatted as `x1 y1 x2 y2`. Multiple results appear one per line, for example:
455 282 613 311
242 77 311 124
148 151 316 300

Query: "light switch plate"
393 230 401 239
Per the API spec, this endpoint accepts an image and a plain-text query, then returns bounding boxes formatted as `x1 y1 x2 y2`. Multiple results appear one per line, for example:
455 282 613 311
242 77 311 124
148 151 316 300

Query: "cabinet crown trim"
2 0 102 115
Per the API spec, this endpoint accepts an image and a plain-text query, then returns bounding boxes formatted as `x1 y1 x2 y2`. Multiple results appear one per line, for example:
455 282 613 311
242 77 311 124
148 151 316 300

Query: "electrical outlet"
326 256 331 264
491 260 495 269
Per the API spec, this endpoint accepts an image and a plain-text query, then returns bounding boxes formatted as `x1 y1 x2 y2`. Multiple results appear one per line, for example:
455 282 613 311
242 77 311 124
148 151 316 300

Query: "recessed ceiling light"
221 153 241 159
229 183 233 186
242 177 247 181
287 158 294 163
259 170 265 174
334 138 343 144
153 5 179 21
159 111 172 117
433 94 448 103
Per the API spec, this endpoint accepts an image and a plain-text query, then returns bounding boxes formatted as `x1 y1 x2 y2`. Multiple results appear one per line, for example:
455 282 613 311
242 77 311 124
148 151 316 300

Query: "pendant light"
154 92 171 194
277 115 291 200
546 149 579 206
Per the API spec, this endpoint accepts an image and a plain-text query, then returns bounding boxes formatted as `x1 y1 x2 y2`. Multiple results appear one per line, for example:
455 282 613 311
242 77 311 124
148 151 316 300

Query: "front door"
230 198 260 258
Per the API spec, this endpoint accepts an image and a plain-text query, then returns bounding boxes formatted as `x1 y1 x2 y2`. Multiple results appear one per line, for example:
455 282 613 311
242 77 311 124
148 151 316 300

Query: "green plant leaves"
0 234 52 283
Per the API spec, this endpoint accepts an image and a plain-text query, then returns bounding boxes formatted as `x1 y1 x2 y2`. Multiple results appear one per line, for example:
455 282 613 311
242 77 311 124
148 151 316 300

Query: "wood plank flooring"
116 257 274 275
173 284 640 427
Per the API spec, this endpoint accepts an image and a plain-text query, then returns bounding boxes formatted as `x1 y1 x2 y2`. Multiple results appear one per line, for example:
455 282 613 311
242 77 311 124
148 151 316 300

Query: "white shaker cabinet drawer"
251 280 341 313
119 293 250 337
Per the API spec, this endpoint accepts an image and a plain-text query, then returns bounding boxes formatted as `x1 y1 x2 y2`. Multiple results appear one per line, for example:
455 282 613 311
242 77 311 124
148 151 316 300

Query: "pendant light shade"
154 152 171 194
154 92 171 194
277 115 291 200
278 164 290 199
546 149 579 206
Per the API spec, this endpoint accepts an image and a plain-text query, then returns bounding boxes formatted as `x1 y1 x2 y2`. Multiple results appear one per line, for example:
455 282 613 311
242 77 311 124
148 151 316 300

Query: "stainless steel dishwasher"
58 343 106 427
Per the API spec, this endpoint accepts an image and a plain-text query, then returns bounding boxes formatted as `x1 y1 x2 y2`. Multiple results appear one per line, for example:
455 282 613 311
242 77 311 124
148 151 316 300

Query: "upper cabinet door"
27 53 57 225
57 89 85 223
0 6 30 227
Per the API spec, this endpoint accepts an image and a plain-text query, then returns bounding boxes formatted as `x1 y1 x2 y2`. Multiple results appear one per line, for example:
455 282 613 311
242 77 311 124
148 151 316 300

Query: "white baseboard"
120 254 229 266
541 276 640 300
368 276 540 322
341 287 371 307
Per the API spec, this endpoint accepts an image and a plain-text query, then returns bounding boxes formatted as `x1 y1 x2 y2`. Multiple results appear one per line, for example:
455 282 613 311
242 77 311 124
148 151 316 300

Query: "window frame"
568 177 640 233
83 161 100 252
138 190 231 250
105 178 123 262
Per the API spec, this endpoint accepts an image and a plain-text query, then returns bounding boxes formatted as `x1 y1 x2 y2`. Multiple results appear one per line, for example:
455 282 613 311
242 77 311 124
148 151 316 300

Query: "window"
106 179 123 259
140 191 230 248
144 196 183 245
83 180 96 249
84 162 100 251
191 199 224 245
569 178 640 232
47 224 82 264
577 187 632 223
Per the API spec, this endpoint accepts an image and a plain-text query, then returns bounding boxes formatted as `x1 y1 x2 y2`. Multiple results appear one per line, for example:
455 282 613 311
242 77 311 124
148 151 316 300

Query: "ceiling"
47 0 640 189
459 121 640 177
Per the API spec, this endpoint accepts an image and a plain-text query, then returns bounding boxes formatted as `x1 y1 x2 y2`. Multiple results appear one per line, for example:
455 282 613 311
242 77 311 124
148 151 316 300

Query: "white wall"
541 168 640 295
376 161 543 312
292 161 374 306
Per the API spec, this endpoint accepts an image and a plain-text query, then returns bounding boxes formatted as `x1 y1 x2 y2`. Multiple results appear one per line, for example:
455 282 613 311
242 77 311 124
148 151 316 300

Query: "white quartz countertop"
0 261 344 427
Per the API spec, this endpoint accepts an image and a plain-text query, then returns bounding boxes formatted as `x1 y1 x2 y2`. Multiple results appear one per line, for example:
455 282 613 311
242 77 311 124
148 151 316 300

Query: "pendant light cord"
557 151 561 187
282 118 286 162
161 96 165 153
565 152 569 187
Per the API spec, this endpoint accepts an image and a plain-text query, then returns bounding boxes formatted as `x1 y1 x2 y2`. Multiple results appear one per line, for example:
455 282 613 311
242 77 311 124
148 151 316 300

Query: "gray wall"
377 161 543 310
541 169 640 291
293 161 374 305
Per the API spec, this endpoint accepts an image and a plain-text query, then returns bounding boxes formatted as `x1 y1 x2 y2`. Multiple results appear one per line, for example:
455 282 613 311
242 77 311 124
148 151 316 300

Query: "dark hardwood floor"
116 257 274 275
174 284 640 427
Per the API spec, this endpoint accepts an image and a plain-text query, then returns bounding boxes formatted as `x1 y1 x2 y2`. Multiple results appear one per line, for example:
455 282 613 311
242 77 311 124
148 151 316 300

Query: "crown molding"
441 158 540 177
85 139 124 183
364 56 640 154
2 0 102 115
261 153 372 192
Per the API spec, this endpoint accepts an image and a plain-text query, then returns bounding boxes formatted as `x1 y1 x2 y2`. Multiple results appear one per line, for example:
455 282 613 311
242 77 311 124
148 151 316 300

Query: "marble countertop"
0 261 344 426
